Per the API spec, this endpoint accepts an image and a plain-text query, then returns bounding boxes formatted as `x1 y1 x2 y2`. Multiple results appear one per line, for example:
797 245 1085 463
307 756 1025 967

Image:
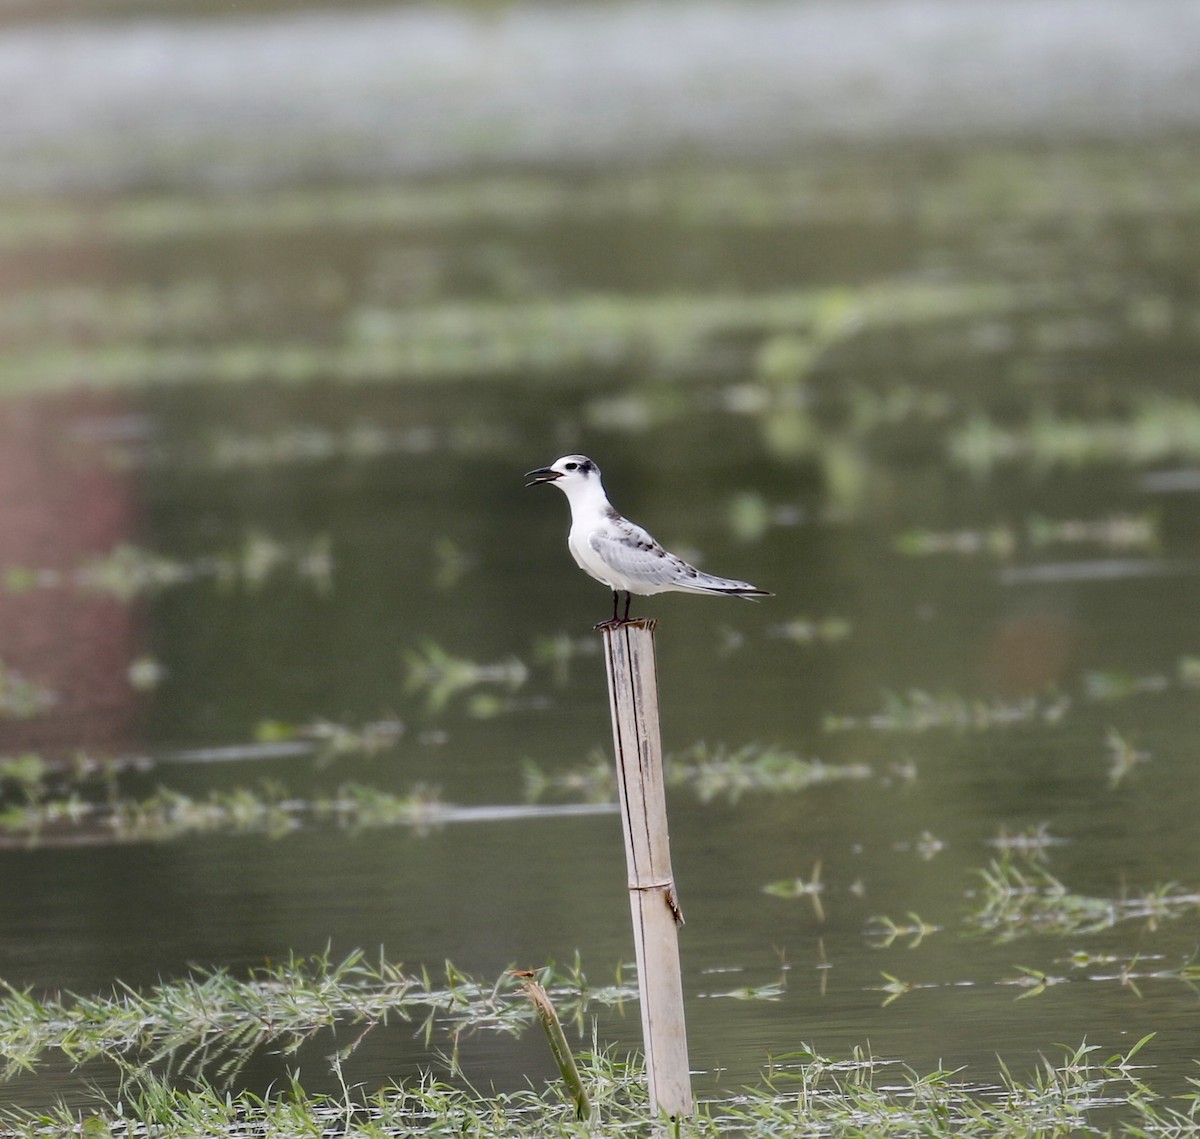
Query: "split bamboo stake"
599 617 692 1119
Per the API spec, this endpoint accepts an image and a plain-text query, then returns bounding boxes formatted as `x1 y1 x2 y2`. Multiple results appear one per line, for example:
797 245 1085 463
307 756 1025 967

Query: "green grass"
0 951 631 1085
0 1022 1189 1137
0 943 1184 1132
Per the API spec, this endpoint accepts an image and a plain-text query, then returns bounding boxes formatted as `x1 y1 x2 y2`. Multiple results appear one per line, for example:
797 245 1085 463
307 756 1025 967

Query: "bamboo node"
627 881 686 926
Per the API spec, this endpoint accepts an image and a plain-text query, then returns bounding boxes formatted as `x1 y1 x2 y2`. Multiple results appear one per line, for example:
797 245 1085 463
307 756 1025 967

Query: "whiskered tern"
525 454 772 625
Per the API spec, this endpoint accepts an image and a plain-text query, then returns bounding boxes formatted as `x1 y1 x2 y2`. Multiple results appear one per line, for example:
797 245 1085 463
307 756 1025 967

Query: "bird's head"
524 455 601 492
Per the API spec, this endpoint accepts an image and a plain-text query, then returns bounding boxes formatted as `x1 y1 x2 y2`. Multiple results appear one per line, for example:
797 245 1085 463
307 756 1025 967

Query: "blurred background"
2 0 1200 1114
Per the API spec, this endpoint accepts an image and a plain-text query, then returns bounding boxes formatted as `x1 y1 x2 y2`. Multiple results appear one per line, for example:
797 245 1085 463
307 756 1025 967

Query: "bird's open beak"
524 467 562 487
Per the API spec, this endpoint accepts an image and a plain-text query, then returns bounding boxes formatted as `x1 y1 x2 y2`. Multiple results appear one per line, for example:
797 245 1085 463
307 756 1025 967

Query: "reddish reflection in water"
980 609 1078 697
0 392 142 754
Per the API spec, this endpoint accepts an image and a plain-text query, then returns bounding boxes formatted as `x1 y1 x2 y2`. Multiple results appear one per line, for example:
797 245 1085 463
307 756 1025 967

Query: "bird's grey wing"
588 529 700 587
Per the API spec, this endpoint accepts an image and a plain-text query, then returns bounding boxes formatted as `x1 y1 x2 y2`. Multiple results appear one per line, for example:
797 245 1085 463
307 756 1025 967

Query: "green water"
3 133 1200 1111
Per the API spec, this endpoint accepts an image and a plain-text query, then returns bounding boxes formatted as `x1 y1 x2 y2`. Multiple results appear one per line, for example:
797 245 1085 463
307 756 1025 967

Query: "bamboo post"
599 617 692 1119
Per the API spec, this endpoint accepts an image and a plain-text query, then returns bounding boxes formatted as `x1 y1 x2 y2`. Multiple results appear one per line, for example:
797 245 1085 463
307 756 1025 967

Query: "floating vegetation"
0 780 620 848
1083 655 1200 702
864 913 941 949
431 536 474 591
894 512 1158 559
3 533 333 601
254 717 405 767
0 951 633 1087
3 142 1198 249
699 979 788 1002
949 398 1200 476
403 641 528 714
998 965 1069 999
523 743 872 806
766 616 852 645
0 782 442 846
669 742 871 803
984 823 1070 863
1105 727 1150 789
824 689 1071 733
1058 950 1200 998
521 751 614 805
0 660 57 719
530 632 602 687
898 830 947 862
1083 669 1173 701
894 525 1017 558
0 753 49 796
1025 513 1160 552
199 421 440 469
762 863 825 920
126 654 167 691
0 720 405 800
726 491 806 543
964 856 1200 942
0 279 1026 394
871 972 941 1007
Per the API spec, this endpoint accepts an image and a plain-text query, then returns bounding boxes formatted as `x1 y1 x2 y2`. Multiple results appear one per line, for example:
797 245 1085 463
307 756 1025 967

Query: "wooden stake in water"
600 617 692 1119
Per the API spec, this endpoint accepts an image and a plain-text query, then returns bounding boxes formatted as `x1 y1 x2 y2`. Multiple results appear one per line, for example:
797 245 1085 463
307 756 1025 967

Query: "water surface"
2 2 1200 1118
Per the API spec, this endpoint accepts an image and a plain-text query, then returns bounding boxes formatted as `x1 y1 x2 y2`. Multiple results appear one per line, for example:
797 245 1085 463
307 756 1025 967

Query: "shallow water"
3 2 1200 1118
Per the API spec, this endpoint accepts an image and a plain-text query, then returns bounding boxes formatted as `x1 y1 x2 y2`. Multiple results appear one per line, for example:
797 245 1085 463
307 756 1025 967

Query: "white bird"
525 454 772 625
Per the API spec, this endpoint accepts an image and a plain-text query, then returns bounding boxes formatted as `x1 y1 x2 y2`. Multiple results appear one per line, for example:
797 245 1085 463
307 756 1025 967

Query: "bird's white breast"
567 523 623 589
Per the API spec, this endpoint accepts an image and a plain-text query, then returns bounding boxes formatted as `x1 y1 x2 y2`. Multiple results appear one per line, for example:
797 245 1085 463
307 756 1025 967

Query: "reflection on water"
0 395 143 752
3 8 1200 1117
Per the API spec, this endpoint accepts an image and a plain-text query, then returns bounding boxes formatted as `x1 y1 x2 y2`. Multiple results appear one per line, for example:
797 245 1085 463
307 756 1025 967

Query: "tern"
525 454 772 625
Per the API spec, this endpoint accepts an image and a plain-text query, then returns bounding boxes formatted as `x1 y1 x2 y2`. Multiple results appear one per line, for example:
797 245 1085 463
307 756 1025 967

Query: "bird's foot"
594 616 659 633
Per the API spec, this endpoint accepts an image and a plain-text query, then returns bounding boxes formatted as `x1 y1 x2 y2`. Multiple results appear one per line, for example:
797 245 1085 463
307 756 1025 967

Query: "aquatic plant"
1105 727 1150 788
765 616 852 645
964 855 1200 942
949 398 1200 476
404 641 528 713
824 689 1072 733
667 742 871 804
0 661 56 719
530 632 601 687
254 717 404 767
0 976 1178 1139
894 512 1159 558
3 534 332 602
0 782 442 846
984 823 1070 863
0 951 630 1087
523 742 872 806
863 913 941 949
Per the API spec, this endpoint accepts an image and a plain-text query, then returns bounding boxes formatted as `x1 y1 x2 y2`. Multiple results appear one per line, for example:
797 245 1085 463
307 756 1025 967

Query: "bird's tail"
697 574 773 599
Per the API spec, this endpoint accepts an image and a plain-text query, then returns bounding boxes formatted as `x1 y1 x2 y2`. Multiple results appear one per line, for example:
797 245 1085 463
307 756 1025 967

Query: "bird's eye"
564 462 578 470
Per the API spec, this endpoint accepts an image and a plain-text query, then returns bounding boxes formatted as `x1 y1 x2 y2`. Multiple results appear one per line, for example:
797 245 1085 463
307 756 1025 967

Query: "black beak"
524 467 562 487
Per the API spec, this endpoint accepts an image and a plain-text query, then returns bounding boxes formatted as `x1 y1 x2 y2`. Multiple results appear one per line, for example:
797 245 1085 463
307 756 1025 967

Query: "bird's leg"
592 585 628 628
623 592 632 621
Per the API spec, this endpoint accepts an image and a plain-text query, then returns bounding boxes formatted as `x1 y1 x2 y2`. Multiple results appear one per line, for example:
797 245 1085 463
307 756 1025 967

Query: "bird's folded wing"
588 531 698 586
